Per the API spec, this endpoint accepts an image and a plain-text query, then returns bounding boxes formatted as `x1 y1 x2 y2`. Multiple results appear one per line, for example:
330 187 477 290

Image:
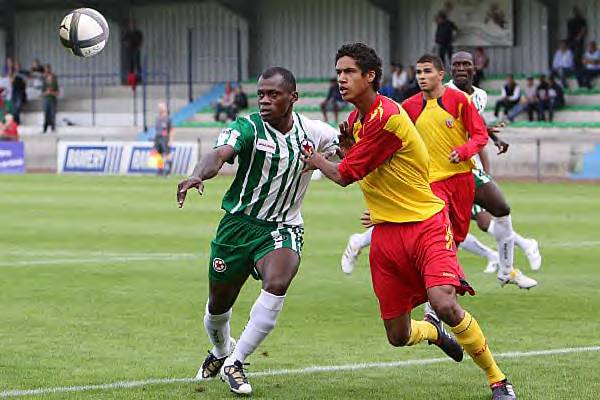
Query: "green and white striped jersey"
214 112 338 226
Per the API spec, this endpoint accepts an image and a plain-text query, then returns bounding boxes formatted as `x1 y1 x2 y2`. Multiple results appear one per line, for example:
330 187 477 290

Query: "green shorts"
472 168 492 189
208 212 304 283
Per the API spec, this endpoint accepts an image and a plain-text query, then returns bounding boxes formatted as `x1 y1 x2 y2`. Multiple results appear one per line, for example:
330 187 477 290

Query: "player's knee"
386 327 411 347
262 279 291 297
207 298 230 315
430 298 463 327
490 202 511 217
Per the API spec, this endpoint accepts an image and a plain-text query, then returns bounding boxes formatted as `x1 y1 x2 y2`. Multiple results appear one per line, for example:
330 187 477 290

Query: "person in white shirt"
577 41 600 89
552 40 574 88
391 63 408 100
493 74 520 118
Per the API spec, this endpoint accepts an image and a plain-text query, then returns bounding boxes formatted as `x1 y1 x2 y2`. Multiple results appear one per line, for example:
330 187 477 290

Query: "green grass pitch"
1 174 599 399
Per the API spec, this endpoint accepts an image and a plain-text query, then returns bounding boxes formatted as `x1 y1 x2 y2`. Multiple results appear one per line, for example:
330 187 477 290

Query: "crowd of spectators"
214 81 248 122
494 74 565 123
0 56 60 137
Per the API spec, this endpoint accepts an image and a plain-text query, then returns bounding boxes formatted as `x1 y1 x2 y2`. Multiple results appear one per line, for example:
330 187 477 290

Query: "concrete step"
487 93 600 106
23 97 190 113
482 110 600 123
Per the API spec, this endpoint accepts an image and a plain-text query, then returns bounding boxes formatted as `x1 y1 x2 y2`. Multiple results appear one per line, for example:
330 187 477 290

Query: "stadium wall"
251 0 390 79
393 0 549 75
132 1 249 83
14 10 122 84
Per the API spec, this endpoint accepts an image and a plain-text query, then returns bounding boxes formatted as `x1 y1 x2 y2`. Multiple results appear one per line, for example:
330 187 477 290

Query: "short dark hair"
416 54 444 71
335 43 382 91
260 67 297 93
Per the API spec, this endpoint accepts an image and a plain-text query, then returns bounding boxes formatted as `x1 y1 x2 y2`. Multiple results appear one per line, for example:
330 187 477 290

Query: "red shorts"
430 172 475 245
369 210 474 320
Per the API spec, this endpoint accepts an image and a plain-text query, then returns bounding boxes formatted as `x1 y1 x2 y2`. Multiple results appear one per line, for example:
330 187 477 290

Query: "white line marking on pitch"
0 254 200 267
1 346 599 398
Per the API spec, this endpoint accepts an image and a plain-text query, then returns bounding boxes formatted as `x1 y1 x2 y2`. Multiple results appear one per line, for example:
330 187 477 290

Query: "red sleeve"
454 96 489 161
338 130 402 183
401 93 424 124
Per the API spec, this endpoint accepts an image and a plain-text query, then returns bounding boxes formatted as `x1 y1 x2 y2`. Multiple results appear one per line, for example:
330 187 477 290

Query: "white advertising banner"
57 141 198 175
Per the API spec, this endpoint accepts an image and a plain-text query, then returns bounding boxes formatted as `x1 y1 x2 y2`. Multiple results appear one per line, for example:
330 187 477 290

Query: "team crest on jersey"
213 258 227 273
445 118 454 128
301 138 315 156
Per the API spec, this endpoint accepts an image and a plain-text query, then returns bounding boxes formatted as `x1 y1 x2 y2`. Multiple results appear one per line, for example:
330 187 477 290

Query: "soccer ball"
59 8 109 57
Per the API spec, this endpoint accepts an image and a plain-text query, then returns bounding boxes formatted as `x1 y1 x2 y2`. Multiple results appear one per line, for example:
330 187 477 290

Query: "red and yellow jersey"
337 95 445 224
402 87 488 183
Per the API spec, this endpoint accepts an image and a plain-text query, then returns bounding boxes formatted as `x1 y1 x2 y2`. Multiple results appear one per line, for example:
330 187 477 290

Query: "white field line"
2 239 600 267
0 254 200 267
1 346 599 398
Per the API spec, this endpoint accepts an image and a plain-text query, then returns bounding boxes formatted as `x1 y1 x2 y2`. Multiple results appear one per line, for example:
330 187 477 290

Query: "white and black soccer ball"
59 8 109 57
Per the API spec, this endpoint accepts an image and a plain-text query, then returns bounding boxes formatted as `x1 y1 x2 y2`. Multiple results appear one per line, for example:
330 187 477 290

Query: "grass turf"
1 175 599 399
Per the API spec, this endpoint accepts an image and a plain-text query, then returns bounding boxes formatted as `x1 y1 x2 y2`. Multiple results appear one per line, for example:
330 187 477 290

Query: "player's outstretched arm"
487 123 509 155
177 145 235 208
302 151 351 187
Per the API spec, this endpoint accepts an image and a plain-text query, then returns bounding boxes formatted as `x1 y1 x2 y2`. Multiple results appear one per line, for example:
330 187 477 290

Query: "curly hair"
335 43 382 91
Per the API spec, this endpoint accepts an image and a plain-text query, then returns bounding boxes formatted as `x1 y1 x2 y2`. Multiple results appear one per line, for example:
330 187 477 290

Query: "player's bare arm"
177 145 235 208
488 123 509 155
302 150 351 187
479 147 491 172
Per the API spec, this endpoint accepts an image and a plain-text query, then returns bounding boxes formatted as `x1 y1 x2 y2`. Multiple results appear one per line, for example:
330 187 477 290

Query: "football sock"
227 289 285 365
203 302 232 358
460 233 498 261
487 216 514 277
451 311 506 385
406 319 439 345
512 231 530 250
355 226 374 249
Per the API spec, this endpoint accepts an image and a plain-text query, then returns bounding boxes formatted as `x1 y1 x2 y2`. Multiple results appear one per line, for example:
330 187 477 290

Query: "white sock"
460 233 498 261
355 226 374 248
513 231 530 250
487 215 514 277
203 302 232 358
227 289 285 365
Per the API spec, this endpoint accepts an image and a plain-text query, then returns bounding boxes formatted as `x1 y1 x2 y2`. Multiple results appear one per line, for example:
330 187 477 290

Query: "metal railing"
56 69 170 128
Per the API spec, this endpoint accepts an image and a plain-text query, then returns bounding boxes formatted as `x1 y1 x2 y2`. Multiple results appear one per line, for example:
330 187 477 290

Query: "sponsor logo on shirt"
213 258 227 272
445 118 454 128
256 138 276 153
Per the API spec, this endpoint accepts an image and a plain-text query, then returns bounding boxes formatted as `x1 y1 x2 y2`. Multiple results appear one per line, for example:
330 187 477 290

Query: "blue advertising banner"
0 141 25 174
57 141 197 175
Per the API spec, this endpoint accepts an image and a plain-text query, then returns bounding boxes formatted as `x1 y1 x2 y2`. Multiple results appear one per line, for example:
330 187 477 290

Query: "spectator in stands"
391 63 408 101
0 72 12 117
507 76 537 122
233 85 248 112
552 40 574 88
42 64 59 133
402 65 421 99
3 57 15 77
0 113 18 141
567 6 587 68
153 102 174 176
576 41 600 89
535 74 552 121
549 74 565 109
494 74 520 118
320 78 346 123
124 16 143 82
11 61 27 125
434 12 457 66
473 47 489 86
214 81 236 122
29 58 44 93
